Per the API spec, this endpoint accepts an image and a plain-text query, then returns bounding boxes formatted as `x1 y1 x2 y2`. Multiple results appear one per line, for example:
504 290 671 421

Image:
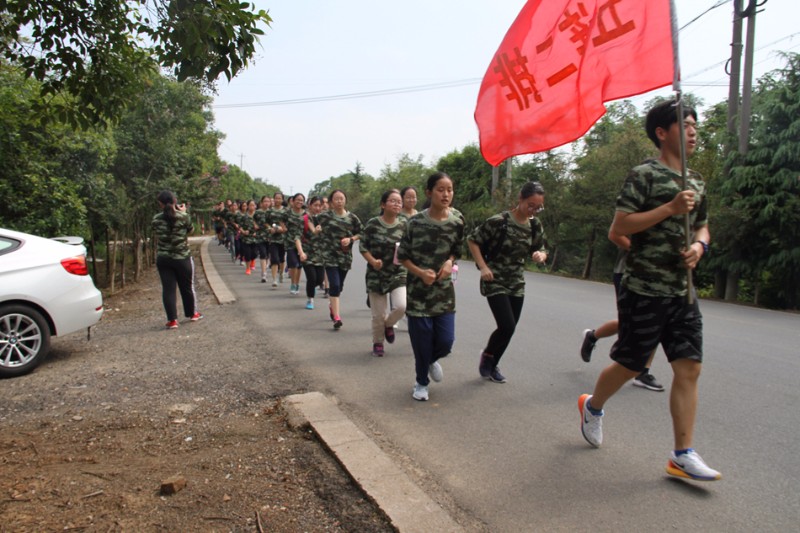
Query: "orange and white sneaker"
579 394 603 448
666 449 721 481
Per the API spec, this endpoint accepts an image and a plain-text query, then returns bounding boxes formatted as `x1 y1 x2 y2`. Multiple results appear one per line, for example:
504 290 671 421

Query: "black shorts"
269 242 285 264
286 249 301 269
255 242 268 260
610 287 703 373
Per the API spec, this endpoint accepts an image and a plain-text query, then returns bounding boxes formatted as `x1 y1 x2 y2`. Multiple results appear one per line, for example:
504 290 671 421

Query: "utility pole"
720 0 744 299
722 0 763 302
239 153 245 169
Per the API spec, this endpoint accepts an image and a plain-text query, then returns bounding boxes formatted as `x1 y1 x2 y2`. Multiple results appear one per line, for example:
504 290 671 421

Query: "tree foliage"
721 52 800 308
0 0 271 126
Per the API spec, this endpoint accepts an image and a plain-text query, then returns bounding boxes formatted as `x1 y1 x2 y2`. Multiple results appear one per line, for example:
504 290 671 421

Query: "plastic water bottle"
451 263 459 283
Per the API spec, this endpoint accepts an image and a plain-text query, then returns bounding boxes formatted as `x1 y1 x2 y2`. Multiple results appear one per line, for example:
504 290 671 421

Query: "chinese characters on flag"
475 0 674 165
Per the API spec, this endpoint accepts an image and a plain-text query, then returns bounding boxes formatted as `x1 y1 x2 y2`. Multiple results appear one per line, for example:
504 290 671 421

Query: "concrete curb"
196 236 236 305
284 392 464 533
196 237 463 532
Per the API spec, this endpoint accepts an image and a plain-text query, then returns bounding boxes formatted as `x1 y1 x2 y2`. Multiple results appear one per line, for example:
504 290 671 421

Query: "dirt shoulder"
0 246 393 532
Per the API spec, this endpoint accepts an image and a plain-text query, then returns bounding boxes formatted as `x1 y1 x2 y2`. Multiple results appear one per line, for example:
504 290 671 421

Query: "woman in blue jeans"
397 172 464 402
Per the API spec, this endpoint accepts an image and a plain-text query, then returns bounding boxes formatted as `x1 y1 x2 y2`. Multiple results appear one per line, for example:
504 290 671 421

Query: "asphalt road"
207 241 800 532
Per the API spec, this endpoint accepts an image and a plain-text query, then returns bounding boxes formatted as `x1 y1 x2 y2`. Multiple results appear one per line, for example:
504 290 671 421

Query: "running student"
267 192 287 288
580 227 663 391
468 181 547 384
359 189 408 357
253 196 272 283
578 99 720 481
284 193 307 295
398 186 418 220
239 199 258 275
295 196 325 310
317 189 362 330
152 190 203 329
397 172 464 402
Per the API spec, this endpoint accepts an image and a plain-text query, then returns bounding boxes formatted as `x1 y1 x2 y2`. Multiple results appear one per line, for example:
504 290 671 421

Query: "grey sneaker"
429 361 443 383
412 383 429 401
633 371 665 392
666 450 721 481
580 329 596 362
579 394 603 447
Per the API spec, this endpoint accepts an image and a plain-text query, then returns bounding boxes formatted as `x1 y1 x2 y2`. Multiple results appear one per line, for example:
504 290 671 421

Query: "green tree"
0 64 110 236
109 74 223 279
722 53 800 308
569 101 655 279
0 0 271 126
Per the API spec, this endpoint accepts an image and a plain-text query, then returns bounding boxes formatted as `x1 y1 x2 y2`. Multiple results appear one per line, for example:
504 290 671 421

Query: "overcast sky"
211 0 799 196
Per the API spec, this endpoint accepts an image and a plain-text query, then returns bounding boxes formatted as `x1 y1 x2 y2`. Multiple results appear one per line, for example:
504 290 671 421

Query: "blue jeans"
407 313 455 386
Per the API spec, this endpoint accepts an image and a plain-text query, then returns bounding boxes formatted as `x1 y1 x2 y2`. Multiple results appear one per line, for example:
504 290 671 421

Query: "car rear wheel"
0 304 51 378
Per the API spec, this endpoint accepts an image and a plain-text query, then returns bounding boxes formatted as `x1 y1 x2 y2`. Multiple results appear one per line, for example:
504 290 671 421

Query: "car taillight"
61 255 89 276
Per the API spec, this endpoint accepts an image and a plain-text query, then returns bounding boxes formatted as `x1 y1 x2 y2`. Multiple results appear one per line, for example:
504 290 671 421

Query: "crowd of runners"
193 99 719 483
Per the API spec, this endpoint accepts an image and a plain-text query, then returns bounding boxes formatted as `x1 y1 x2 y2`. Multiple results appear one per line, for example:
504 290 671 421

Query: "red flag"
475 0 674 165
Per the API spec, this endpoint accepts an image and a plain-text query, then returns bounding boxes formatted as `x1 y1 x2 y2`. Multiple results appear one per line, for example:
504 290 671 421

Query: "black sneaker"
479 351 493 379
633 371 665 392
489 367 507 383
580 329 596 363
333 319 343 330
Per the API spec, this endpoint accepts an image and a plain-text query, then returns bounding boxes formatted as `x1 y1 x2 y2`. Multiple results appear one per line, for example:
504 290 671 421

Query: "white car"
0 228 103 377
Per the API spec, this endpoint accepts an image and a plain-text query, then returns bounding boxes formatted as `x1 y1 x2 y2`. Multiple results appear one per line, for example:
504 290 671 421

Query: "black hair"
328 189 347 203
425 172 451 191
291 192 306 202
520 181 545 199
308 195 323 206
400 186 418 198
378 189 402 216
380 189 401 205
157 190 177 227
645 99 698 148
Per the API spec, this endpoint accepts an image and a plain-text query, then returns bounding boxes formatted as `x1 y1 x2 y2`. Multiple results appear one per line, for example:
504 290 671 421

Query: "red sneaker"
190 312 204 322
165 320 179 330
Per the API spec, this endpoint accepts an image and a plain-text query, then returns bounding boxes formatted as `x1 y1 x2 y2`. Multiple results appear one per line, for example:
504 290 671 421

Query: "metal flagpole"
669 0 695 304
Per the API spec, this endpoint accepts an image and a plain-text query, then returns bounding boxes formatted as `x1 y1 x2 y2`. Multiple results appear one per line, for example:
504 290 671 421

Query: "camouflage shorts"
610 287 703 372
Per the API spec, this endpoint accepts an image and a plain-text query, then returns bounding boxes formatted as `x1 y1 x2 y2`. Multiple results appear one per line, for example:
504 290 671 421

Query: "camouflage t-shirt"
317 210 362 270
152 211 193 259
222 209 238 230
468 211 546 297
267 208 288 246
239 213 258 244
253 209 271 244
284 208 306 249
299 213 324 266
616 159 708 297
397 209 465 317
359 216 408 294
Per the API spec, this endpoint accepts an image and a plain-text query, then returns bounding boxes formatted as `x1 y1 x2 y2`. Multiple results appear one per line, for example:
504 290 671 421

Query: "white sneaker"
412 383 429 401
579 394 603 447
429 361 443 383
666 450 721 481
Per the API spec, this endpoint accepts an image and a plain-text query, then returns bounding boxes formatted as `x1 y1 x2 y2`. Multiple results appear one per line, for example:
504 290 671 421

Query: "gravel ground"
0 245 393 532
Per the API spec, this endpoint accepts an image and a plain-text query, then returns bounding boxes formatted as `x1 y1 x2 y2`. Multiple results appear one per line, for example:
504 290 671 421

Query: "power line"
680 0 731 31
212 3 793 111
213 79 479 109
